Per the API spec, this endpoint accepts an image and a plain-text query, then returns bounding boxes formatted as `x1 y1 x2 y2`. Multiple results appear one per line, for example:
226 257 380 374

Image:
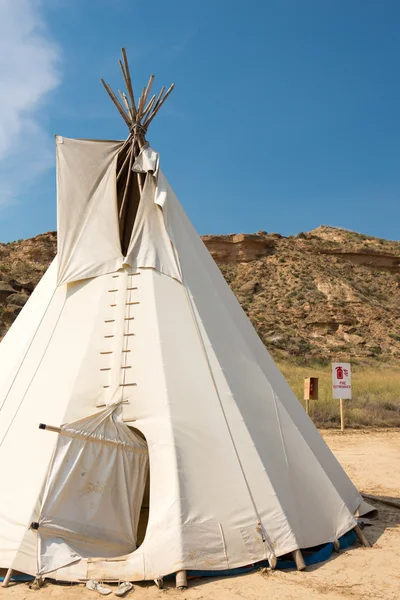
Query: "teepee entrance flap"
37 405 149 575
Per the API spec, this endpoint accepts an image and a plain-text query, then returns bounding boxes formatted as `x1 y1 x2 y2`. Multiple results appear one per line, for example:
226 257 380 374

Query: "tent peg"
353 525 371 547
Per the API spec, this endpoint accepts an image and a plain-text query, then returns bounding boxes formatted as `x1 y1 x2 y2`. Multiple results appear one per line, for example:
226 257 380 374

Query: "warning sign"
332 363 352 399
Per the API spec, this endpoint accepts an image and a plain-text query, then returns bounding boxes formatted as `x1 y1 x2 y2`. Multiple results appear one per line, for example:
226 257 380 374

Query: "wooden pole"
137 86 147 119
305 398 310 415
175 570 187 590
2 568 13 588
292 549 306 571
142 75 155 112
353 525 371 547
118 132 134 153
340 398 345 432
121 48 137 117
362 492 400 510
102 49 175 140
118 90 134 123
148 86 165 119
117 145 133 182
39 423 61 433
144 84 175 128
100 79 131 128
118 59 128 88
141 94 156 121
119 142 135 219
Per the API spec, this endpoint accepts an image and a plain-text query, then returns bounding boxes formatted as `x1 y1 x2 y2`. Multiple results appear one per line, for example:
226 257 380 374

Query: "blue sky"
0 0 399 242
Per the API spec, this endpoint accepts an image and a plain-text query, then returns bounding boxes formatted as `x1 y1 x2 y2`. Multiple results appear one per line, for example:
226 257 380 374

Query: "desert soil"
1 430 399 600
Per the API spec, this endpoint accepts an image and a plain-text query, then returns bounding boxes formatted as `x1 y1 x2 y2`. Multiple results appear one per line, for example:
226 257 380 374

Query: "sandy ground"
1 430 399 600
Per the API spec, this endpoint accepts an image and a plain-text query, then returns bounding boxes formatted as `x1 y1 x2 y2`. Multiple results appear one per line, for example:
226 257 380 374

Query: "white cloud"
0 0 60 207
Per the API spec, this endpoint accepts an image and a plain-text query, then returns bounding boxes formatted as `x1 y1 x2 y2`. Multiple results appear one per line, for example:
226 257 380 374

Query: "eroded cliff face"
1 226 399 362
204 226 400 362
201 234 275 263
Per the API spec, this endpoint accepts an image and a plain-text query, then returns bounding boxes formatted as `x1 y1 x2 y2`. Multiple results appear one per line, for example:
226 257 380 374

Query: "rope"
130 122 147 138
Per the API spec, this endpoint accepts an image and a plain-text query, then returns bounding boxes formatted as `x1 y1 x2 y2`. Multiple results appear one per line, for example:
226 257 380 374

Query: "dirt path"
2 430 399 600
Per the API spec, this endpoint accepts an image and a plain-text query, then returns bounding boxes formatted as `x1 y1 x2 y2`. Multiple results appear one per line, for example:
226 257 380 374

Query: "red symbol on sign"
335 366 349 379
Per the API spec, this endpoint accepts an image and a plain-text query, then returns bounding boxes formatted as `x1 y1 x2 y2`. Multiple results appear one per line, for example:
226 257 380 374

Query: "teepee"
0 49 372 588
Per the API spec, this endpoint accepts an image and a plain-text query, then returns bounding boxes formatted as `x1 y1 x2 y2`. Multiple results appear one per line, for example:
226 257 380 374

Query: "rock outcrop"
202 234 275 263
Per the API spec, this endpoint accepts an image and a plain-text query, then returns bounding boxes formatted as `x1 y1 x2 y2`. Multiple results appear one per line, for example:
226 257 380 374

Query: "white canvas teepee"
0 50 373 586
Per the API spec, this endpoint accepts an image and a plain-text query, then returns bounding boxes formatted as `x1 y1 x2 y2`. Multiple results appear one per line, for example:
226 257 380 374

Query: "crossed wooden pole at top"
100 48 175 220
101 48 175 147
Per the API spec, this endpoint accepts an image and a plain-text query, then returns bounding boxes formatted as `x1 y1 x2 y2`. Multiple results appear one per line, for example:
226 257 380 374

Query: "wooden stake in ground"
353 524 371 547
292 549 306 571
176 570 187 590
2 568 13 588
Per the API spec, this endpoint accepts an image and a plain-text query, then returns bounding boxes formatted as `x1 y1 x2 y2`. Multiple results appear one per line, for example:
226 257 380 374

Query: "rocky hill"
0 232 57 336
1 226 399 363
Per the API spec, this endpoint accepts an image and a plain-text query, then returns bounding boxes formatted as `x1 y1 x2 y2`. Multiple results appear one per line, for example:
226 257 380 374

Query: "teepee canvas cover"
0 50 372 584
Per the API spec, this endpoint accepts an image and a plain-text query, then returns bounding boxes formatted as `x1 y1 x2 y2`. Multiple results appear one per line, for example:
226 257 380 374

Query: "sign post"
339 398 345 432
332 363 351 431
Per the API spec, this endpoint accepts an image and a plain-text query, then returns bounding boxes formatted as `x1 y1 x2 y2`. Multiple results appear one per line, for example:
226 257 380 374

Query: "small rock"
2 306 22 322
0 281 17 302
343 333 364 345
239 280 260 294
8 279 34 294
6 293 28 307
268 335 283 344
